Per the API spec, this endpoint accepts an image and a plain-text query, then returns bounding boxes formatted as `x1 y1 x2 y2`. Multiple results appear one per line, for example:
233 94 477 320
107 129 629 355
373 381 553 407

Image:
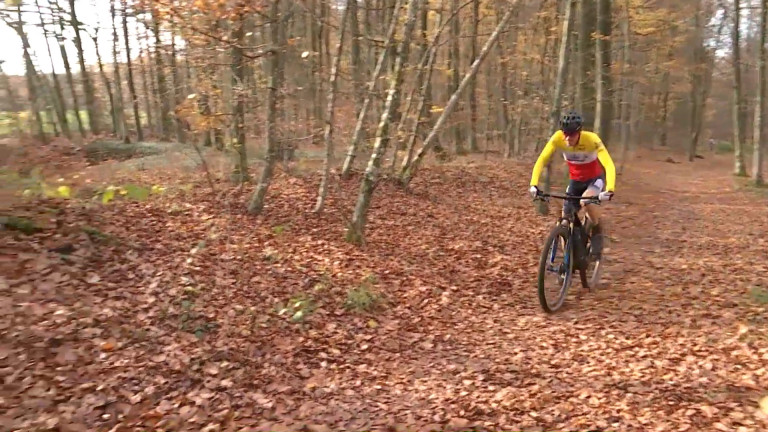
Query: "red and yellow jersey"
530 130 616 191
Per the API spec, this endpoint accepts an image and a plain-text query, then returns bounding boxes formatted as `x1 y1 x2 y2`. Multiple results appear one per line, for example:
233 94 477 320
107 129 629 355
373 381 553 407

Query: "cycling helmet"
560 110 583 134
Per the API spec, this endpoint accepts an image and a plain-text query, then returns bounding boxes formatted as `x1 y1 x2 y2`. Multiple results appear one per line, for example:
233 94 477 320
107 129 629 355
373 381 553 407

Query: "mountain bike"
534 191 604 313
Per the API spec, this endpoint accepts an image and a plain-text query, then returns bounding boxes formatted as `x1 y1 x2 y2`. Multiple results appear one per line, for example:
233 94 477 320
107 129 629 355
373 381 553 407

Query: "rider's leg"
581 177 606 256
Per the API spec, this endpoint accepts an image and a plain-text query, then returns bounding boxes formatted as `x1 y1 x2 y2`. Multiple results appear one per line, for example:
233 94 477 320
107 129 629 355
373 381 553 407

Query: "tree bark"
732 0 747 176
467 0 480 152
314 0 353 213
151 7 172 141
753 0 767 185
53 0 86 137
69 0 99 135
36 0 70 139
536 0 576 216
577 0 596 117
346 0 423 245
248 0 283 214
340 0 405 177
14 6 47 143
230 11 248 183
111 0 129 143
401 4 518 187
122 0 143 141
594 0 612 141
449 0 463 154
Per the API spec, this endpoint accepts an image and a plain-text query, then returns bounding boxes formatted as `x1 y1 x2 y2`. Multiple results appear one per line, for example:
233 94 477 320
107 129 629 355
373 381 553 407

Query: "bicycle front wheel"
537 224 573 313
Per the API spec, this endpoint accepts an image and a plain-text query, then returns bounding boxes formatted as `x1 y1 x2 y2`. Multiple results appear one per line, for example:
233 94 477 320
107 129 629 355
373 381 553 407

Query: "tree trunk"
346 0 423 245
594 0 613 141
401 4 518 187
536 0 576 216
467 0 479 152
449 0 463 154
151 7 172 141
89 30 117 136
36 0 70 139
656 41 672 147
248 0 283 214
138 22 157 136
340 0 405 177
170 16 185 143
111 0 129 143
753 0 767 185
618 0 631 167
732 0 747 176
497 6 514 157
314 0 353 213
53 0 86 137
399 0 446 174
15 6 47 143
230 12 248 183
122 0 143 141
349 0 365 117
68 0 99 135
577 0 596 117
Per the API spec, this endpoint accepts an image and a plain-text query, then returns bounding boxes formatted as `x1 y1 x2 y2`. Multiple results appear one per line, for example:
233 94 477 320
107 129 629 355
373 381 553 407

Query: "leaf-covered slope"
2 158 767 431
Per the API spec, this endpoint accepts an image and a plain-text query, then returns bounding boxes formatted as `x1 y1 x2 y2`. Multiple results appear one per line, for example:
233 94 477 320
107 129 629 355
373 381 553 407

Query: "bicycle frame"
536 191 600 271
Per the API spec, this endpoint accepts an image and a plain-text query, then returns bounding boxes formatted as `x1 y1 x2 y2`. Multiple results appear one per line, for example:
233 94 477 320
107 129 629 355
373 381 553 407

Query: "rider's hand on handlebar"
529 186 539 199
599 191 614 202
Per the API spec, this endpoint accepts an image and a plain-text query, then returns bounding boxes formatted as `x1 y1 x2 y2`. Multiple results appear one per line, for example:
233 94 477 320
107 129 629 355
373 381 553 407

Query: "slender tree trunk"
151 7 172 141
537 0 576 216
340 0 405 177
349 0 364 116
314 0 352 212
170 16 185 143
230 12 248 183
122 0 143 141
656 41 672 147
401 5 518 186
138 23 157 135
68 0 99 135
53 0 86 137
449 0 463 154
594 0 613 141
399 0 446 174
111 0 129 143
346 0 422 245
90 30 117 135
467 0 479 152
732 0 747 176
618 0 631 166
248 0 283 214
497 6 513 157
753 0 767 185
15 6 47 143
577 0 596 117
36 0 70 139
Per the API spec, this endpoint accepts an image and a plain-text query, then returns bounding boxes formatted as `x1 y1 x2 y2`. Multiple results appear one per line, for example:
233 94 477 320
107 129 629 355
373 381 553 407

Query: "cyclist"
528 111 616 257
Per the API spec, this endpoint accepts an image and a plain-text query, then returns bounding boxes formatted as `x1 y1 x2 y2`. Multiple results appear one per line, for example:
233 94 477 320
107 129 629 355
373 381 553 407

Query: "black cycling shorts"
563 173 605 215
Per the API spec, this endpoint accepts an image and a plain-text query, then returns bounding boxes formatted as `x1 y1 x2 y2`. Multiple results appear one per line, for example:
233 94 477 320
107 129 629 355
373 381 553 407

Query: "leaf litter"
1 155 767 431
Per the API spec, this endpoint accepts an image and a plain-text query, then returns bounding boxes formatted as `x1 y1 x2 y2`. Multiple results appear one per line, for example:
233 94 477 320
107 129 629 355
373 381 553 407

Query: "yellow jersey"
530 130 616 191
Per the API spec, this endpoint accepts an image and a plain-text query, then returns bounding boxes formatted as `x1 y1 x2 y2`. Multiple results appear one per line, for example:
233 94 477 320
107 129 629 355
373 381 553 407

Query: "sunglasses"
563 130 580 138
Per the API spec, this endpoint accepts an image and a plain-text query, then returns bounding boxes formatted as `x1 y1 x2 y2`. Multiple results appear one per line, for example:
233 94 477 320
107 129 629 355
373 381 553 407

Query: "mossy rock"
84 140 173 162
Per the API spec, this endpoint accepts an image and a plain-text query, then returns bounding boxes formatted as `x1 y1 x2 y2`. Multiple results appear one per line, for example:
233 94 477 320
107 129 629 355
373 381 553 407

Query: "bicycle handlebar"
535 192 602 201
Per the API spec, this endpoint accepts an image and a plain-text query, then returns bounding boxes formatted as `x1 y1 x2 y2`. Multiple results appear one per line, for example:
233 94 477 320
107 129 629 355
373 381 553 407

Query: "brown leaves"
2 158 768 431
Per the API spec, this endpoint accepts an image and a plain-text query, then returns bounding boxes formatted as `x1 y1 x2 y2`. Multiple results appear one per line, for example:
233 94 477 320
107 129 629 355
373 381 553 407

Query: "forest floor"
2 144 768 432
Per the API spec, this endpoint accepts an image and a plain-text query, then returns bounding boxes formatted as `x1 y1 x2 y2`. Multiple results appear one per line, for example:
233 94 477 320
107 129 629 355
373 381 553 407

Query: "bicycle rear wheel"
537 224 573 313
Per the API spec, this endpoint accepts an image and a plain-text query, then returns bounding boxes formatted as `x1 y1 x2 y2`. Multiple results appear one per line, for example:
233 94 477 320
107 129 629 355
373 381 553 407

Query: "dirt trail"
2 152 767 431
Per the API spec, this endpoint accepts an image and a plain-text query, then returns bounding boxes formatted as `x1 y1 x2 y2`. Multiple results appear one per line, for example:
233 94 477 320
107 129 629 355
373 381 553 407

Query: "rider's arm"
530 135 557 187
596 143 616 192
